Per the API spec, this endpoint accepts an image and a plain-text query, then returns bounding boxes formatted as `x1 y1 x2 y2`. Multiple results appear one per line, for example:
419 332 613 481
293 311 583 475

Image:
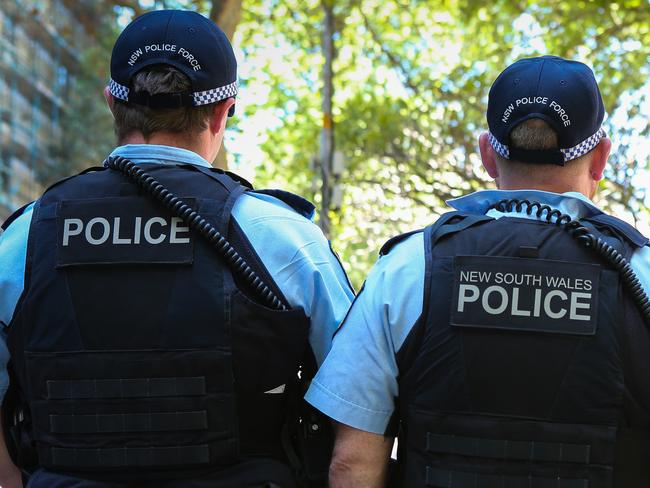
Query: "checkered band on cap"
488 132 510 159
489 127 606 163
560 127 607 162
109 78 129 102
192 81 238 106
109 78 237 107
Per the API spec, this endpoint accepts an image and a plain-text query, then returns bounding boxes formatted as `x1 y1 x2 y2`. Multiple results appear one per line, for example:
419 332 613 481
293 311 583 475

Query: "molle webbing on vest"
28 349 237 471
404 408 617 488
46 376 206 400
49 410 208 434
49 445 210 469
425 467 588 487
426 432 591 464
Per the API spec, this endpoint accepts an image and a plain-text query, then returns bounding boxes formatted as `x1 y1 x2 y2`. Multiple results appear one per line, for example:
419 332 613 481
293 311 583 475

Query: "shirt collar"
109 144 213 168
448 189 604 220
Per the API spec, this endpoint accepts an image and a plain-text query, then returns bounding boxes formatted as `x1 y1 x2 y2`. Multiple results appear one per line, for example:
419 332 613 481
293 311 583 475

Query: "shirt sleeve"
305 232 425 434
231 192 355 366
0 202 35 401
630 245 650 297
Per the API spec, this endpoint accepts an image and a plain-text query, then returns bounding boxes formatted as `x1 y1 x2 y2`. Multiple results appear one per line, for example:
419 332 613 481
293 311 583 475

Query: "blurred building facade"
0 0 99 220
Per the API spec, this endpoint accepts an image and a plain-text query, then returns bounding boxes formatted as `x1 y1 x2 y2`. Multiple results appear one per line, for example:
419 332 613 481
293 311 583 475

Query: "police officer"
306 55 650 487
0 10 354 488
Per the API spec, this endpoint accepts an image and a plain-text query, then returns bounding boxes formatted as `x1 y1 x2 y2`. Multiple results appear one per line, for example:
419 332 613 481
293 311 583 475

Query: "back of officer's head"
111 65 215 143
495 118 593 182
483 56 609 191
107 10 237 144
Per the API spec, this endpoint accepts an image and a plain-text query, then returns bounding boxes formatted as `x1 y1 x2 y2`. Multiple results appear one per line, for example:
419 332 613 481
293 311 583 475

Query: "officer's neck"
145 130 216 165
496 177 595 200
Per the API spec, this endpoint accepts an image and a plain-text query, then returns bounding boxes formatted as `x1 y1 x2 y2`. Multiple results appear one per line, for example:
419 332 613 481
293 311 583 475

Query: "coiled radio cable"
104 156 288 311
491 198 650 325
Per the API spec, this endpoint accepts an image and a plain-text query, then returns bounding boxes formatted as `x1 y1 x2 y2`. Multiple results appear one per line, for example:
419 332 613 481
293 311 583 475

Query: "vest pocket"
229 290 310 456
230 290 309 396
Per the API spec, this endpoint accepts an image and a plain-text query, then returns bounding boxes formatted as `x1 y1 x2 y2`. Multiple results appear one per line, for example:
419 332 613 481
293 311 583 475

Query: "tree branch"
104 0 146 16
358 9 419 93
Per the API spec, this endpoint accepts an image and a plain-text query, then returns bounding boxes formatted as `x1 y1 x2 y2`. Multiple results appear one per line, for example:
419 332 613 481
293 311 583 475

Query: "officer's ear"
104 86 116 117
589 137 611 182
479 132 499 179
208 98 236 136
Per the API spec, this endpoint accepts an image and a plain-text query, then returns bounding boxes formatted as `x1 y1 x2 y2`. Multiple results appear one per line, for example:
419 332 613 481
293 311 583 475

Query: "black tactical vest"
388 210 650 488
6 163 311 485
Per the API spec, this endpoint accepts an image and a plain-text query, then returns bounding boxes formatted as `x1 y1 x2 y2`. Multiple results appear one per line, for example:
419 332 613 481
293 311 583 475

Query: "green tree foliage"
53 4 118 181
236 0 650 287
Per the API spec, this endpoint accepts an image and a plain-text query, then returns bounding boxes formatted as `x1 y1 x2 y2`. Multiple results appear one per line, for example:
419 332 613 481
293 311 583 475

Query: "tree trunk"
319 0 335 238
210 0 243 169
210 0 243 40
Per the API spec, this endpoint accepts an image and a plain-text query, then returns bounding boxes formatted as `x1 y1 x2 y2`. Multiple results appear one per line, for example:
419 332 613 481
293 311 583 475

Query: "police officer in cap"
0 9 353 488
306 55 650 487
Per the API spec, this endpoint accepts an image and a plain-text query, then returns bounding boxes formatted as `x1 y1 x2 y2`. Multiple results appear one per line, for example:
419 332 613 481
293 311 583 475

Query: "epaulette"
253 189 315 219
1 202 33 231
379 230 423 256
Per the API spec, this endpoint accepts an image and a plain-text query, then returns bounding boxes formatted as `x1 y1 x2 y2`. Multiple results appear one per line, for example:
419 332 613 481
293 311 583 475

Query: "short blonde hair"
495 119 589 179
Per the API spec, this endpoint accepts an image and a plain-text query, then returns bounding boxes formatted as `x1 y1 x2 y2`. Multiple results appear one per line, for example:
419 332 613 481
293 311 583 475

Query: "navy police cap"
487 55 605 165
109 10 237 112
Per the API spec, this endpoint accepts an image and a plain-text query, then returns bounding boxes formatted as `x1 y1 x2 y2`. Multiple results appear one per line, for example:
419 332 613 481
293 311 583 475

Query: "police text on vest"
451 256 600 335
62 216 190 246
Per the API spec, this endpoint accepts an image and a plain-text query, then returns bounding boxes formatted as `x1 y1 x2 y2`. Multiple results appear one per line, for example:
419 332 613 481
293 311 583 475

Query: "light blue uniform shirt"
306 189 650 435
0 144 355 402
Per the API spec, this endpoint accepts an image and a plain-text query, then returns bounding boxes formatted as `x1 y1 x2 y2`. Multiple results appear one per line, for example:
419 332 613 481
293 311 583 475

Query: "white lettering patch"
500 96 571 127
61 216 189 247
451 256 600 335
57 198 194 267
126 44 201 71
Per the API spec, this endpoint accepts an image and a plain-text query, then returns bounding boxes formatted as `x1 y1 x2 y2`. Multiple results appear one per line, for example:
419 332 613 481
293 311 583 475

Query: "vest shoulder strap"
426 211 495 247
252 189 316 220
77 166 105 175
36 166 105 202
584 214 649 249
380 212 495 257
180 164 253 192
